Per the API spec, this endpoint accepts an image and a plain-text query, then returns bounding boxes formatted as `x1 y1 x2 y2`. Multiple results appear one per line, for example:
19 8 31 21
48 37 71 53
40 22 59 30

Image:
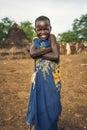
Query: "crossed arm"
30 34 60 62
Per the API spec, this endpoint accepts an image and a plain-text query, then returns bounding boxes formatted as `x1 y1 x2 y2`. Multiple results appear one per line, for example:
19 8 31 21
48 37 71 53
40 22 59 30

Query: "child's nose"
41 30 45 34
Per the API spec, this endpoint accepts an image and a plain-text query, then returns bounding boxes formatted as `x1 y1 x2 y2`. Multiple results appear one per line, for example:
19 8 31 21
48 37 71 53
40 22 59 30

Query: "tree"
20 21 36 42
0 17 13 44
72 14 87 42
57 14 87 43
57 31 78 43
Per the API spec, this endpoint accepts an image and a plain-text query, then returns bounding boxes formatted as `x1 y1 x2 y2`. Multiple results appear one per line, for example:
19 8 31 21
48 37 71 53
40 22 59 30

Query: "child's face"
35 20 51 40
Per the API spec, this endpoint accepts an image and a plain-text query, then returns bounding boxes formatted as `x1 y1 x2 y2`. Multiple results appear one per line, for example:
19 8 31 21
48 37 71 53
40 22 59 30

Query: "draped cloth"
26 38 62 130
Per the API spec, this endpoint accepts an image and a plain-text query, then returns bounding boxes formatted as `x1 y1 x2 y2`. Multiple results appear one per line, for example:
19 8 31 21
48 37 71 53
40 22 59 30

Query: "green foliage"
57 14 87 43
72 14 87 42
57 31 78 43
0 17 13 44
20 21 36 42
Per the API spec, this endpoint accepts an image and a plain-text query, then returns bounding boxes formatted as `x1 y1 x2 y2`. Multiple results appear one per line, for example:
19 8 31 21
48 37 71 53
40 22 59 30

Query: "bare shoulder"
48 34 57 47
49 34 56 41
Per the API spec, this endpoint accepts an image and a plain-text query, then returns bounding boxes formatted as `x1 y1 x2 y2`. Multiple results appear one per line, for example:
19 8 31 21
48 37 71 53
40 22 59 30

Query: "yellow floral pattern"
35 59 61 91
51 63 61 85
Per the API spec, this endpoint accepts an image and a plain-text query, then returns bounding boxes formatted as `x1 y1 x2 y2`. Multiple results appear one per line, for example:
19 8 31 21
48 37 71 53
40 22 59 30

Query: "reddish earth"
0 54 87 130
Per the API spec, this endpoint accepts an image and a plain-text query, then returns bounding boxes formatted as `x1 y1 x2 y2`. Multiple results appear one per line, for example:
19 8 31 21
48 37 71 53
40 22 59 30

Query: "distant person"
26 16 62 130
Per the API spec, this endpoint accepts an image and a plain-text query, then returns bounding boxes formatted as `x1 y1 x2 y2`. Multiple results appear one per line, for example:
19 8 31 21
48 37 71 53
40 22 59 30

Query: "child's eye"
44 28 48 31
36 28 42 31
36 28 50 32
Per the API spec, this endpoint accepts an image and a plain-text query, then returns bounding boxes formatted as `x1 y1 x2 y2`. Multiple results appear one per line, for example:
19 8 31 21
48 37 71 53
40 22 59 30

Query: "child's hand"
31 72 36 83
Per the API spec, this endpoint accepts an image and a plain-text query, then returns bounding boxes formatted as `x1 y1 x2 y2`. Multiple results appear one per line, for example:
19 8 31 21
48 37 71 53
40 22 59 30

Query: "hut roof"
3 23 30 48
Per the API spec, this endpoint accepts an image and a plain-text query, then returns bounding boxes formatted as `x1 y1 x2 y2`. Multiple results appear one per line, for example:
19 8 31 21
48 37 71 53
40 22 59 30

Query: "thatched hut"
0 23 31 59
3 23 30 48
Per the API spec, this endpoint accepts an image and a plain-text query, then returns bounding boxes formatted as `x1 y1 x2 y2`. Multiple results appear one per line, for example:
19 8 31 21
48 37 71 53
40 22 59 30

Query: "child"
26 16 62 130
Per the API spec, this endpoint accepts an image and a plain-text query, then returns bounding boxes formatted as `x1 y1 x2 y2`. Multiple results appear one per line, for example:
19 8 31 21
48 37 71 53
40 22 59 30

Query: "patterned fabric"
26 38 62 130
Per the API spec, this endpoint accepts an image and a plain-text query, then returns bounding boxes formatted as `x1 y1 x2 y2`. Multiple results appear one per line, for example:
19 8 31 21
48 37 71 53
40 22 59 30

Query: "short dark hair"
35 16 51 26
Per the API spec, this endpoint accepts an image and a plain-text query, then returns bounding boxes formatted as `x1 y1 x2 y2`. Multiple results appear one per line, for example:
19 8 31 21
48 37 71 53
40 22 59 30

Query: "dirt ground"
0 54 87 130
